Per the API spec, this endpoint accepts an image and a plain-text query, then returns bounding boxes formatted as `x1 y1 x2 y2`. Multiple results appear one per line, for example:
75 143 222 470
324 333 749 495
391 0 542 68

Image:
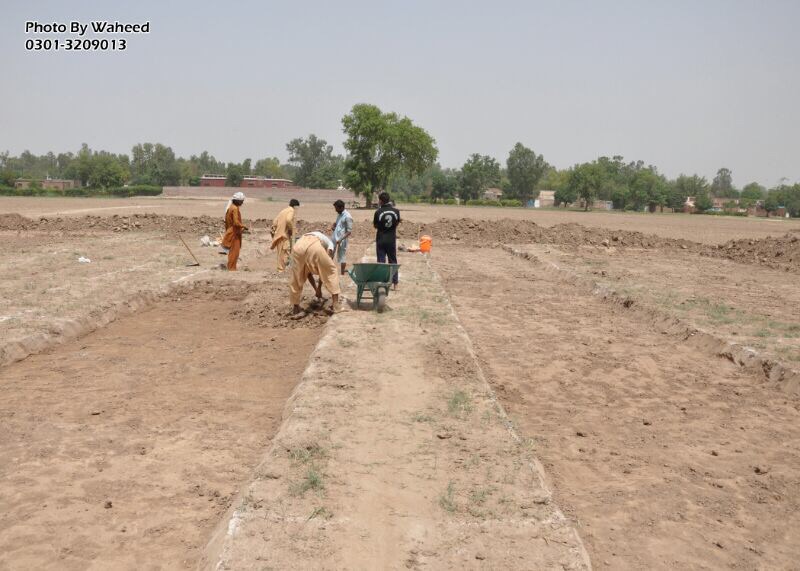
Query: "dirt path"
0 291 320 570
205 251 589 570
434 246 800 570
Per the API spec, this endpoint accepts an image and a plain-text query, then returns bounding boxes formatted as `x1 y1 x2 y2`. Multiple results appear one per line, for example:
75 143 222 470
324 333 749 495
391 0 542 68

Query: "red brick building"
15 178 79 191
200 174 294 188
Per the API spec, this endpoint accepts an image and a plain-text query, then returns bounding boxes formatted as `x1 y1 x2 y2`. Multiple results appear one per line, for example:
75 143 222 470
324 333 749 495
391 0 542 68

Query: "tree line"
1 103 797 216
0 141 342 190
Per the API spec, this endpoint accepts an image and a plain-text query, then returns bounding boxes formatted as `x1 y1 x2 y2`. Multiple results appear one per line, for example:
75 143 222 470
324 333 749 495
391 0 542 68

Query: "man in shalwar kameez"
270 199 300 271
290 231 341 314
222 192 247 271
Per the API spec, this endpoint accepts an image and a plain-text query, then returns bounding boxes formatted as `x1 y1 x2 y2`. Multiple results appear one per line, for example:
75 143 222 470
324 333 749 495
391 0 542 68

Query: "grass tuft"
439 481 456 512
448 390 472 416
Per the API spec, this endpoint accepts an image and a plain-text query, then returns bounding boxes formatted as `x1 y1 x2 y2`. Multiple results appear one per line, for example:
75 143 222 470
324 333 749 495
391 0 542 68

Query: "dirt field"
1 196 799 569
3 195 797 243
0 286 321 570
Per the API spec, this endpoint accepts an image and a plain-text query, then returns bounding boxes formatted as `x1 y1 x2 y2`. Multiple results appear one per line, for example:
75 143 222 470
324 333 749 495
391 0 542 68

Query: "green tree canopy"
564 162 606 211
130 143 180 186
505 143 548 202
286 134 343 188
459 154 500 200
253 157 287 179
87 153 127 188
740 182 766 207
226 163 245 187
342 103 438 206
710 167 734 197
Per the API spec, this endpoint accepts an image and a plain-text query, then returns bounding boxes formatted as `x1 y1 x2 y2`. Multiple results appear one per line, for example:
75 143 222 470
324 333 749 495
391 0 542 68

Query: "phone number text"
25 38 127 51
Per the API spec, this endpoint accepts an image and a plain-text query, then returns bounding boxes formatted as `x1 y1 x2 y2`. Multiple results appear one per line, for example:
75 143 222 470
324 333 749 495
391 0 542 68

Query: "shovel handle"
178 234 201 266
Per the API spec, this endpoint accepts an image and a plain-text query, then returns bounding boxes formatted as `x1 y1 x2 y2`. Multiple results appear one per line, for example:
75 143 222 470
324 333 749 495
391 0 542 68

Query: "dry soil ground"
2 195 797 243
1 196 799 570
434 246 800 570
0 289 320 570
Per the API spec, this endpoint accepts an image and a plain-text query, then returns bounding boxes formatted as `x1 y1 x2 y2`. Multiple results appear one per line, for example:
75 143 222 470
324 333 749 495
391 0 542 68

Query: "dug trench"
0 282 325 570
434 246 800 570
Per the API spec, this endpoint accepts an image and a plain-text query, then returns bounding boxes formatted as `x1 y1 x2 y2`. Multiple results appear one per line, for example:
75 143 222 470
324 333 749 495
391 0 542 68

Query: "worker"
221 191 247 271
331 199 354 275
373 191 401 289
290 231 341 315
271 199 300 271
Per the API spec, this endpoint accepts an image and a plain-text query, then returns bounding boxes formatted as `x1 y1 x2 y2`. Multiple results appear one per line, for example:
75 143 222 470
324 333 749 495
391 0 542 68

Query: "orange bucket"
419 235 432 253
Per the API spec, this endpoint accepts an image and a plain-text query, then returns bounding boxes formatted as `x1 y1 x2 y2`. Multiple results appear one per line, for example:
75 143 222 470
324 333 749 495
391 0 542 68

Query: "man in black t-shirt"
373 191 401 288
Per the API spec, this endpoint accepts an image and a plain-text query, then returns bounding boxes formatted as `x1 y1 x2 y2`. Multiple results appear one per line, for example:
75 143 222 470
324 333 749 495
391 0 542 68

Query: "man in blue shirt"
331 199 354 275
373 191 401 288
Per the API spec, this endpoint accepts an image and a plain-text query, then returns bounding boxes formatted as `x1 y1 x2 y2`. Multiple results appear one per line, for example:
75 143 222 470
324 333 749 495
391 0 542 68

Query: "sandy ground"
1 199 799 569
434 246 800 569
512 244 800 366
2 195 797 244
206 251 589 570
0 287 321 570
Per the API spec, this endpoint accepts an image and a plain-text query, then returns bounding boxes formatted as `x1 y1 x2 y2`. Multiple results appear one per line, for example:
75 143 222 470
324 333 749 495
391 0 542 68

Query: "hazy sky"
2 0 799 186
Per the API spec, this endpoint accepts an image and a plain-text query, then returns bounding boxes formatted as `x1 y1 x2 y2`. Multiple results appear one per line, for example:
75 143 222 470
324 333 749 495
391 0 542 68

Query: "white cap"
232 191 245 201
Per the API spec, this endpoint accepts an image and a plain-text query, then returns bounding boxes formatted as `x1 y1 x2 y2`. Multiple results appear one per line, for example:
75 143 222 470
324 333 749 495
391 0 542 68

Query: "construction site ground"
1 196 799 570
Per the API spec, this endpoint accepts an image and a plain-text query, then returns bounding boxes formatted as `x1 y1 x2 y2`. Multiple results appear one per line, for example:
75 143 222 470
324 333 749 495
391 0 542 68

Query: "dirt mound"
4 212 798 273
0 213 30 230
231 281 329 329
391 218 698 250
707 233 800 272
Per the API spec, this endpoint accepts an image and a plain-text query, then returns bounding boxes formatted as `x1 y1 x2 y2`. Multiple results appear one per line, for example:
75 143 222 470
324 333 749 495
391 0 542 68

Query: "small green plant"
448 390 472 416
470 488 491 505
412 411 434 423
291 466 324 496
289 444 327 464
439 481 456 512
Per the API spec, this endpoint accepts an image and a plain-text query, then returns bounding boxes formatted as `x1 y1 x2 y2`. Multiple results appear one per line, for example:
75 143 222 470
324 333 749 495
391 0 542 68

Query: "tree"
226 163 244 187
430 168 460 201
286 134 343 188
710 167 734 197
629 168 668 212
342 103 438 206
671 174 709 212
564 162 606 211
130 143 180 186
554 185 578 207
695 192 713 212
505 143 548 202
459 154 500 200
253 157 286 179
63 143 94 186
87 153 127 188
740 182 765 207
539 168 569 192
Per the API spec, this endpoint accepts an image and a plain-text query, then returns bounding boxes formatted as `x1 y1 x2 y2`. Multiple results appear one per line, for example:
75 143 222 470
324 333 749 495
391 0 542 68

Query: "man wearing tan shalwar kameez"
290 232 341 314
270 199 300 271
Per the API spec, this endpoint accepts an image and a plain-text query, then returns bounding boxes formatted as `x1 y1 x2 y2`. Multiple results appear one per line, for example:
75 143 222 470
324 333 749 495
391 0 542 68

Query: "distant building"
483 187 503 201
15 178 79 191
593 200 614 210
537 190 555 207
200 174 294 188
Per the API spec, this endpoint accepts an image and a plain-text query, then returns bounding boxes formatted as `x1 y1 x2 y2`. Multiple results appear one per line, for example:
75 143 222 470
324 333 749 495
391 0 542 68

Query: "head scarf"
225 191 246 213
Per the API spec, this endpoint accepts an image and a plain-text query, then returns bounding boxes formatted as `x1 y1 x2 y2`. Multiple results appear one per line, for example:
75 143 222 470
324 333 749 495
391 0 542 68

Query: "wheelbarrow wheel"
376 291 387 313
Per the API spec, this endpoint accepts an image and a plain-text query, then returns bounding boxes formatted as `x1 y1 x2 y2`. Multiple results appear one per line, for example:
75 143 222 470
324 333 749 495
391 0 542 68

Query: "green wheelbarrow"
348 263 400 312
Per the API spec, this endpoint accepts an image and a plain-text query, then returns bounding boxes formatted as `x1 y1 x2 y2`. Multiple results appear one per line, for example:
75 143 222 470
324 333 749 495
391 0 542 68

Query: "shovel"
178 234 201 267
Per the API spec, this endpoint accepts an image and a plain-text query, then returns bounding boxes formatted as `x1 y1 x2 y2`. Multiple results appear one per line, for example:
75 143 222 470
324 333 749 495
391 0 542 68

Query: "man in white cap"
289 231 341 314
222 192 247 270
